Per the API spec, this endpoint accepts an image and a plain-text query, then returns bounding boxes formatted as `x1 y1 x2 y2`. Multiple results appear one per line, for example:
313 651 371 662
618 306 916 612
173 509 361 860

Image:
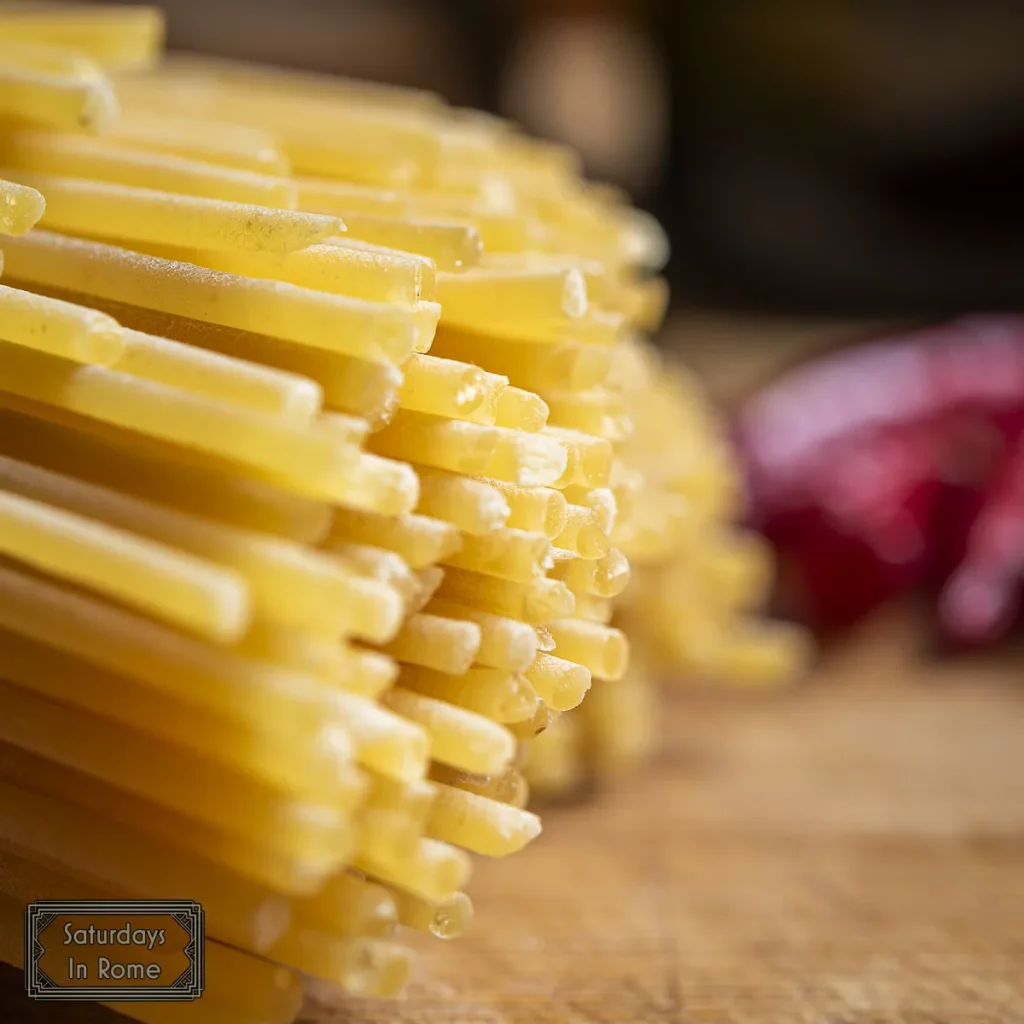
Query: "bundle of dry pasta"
526 354 811 796
0 5 805 1018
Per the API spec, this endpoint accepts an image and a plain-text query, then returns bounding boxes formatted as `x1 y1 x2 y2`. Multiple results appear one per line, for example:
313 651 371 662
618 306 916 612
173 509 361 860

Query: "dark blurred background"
101 0 1024 316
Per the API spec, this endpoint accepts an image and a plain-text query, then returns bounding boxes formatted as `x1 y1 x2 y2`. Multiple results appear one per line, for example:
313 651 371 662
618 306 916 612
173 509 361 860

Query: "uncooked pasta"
0 7 806 1021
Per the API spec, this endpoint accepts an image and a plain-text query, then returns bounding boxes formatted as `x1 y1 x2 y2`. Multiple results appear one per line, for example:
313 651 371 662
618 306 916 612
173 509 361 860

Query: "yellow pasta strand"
171 241 430 307
266 927 412 997
0 176 44 235
0 282 124 364
0 626 358 799
563 484 617 534
484 425 569 487
554 504 611 559
379 613 482 675
478 426 567 488
321 452 419 516
414 466 510 535
548 619 629 681
429 763 530 808
577 666 659 773
435 266 587 330
0 5 165 71
8 168 338 253
337 212 482 272
481 251 609 298
442 526 552 583
328 509 462 570
113 327 322 422
391 889 473 940
107 108 288 174
354 834 471 904
0 129 297 206
424 598 539 672
507 701 560 741
330 690 431 783
431 330 611 392
319 410 371 445
535 623 557 653
354 805 419 864
409 565 445 615
0 405 331 540
550 547 631 598
0 340 354 486
486 479 568 538
489 305 625 347
494 386 549 432
231 617 352 682
0 61 117 132
408 201 542 255
369 410 498 476
364 772 437 826
0 563 341 740
571 592 615 624
296 176 406 218
524 652 593 711
521 712 585 797
283 136 425 189
0 486 250 642
425 784 541 856
329 542 420 609
544 388 632 441
0 231 420 363
327 234 439 300
398 665 539 724
436 568 575 624
544 426 614 488
383 688 515 775
294 872 397 938
399 352 506 422
0 39 104 79
346 646 402 698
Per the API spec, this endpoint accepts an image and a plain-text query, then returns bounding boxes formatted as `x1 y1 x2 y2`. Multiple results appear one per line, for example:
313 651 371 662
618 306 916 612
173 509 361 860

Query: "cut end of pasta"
0 180 45 236
561 266 588 319
83 78 120 131
340 938 415 998
428 891 473 940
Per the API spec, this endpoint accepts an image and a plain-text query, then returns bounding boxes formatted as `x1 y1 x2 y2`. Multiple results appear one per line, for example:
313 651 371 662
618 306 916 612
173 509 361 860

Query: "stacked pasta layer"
0 5 804 1021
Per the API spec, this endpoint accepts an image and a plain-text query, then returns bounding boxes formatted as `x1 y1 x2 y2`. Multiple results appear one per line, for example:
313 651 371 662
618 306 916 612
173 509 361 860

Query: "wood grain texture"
3 613 1023 1024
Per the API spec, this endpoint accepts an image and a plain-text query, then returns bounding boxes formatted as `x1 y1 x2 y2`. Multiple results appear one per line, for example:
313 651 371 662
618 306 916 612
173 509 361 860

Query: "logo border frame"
24 899 205 1002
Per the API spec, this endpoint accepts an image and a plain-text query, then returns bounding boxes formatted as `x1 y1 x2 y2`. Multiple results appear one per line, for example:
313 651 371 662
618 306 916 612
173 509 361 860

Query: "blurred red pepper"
735 317 1024 644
